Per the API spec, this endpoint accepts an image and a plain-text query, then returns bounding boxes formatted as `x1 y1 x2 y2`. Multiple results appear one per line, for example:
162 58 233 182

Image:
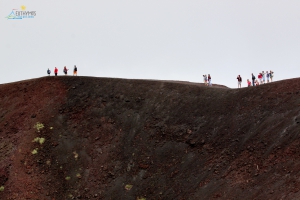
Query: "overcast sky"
1 0 300 88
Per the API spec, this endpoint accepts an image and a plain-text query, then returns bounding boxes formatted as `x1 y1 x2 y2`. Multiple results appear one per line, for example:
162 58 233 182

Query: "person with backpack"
54 67 58 76
251 73 255 86
63 66 68 75
73 65 77 76
208 74 212 86
237 75 242 88
47 68 51 76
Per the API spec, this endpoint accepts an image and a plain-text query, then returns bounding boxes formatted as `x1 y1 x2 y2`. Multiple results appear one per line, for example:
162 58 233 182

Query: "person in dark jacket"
63 66 68 75
73 65 77 76
47 68 51 76
237 75 242 88
251 73 255 86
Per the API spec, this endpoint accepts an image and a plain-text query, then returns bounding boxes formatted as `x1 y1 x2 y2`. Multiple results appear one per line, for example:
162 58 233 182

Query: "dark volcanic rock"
1 76 300 199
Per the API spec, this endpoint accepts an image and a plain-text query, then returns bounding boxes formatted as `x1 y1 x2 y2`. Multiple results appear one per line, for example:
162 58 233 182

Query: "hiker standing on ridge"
73 65 77 76
258 73 262 84
208 74 212 86
266 71 270 83
237 75 242 88
255 79 260 86
270 70 274 82
47 68 51 76
54 67 58 76
63 66 68 75
203 75 208 86
251 73 255 86
262 71 265 84
247 79 251 87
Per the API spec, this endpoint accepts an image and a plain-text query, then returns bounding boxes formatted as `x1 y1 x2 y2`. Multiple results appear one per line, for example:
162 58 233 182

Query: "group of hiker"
203 74 212 86
237 70 274 88
250 70 274 86
204 72 274 88
46 66 274 88
47 65 78 76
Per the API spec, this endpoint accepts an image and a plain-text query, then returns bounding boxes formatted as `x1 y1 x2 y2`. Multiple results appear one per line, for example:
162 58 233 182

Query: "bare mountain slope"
1 76 300 200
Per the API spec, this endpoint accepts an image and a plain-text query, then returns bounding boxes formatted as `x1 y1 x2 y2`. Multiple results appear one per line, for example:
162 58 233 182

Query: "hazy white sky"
1 0 300 88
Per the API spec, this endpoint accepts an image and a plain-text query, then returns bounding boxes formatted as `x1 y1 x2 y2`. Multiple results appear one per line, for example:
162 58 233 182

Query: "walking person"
54 67 58 76
251 73 255 86
237 75 242 88
73 65 77 76
63 66 68 75
47 68 51 76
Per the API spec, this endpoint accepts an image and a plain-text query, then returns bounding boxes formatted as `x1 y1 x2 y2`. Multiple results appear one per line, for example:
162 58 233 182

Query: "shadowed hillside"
1 76 300 200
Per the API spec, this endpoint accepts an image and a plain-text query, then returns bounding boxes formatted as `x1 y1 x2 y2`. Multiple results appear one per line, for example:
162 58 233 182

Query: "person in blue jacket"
47 68 51 76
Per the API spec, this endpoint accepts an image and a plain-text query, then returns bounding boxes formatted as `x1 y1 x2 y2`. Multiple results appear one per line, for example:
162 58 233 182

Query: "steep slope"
0 76 300 200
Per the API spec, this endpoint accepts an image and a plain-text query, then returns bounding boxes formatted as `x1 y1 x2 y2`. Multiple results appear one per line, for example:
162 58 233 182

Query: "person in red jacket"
54 67 58 76
247 79 251 87
258 73 262 84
